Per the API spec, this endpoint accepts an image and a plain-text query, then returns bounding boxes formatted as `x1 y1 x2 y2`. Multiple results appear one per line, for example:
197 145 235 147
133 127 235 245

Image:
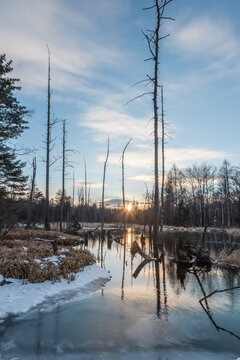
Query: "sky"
1 0 240 204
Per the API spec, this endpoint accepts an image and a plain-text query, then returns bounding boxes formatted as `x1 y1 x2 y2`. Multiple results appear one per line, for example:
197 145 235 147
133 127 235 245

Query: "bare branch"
159 0 174 11
159 34 170 41
142 4 156 11
161 16 175 21
130 79 150 88
125 92 153 105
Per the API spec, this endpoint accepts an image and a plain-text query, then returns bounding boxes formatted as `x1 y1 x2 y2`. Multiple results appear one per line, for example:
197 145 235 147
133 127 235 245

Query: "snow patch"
0 264 110 320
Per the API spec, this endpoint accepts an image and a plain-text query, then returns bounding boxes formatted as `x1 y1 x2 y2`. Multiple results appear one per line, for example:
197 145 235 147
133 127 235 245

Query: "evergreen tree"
0 54 30 195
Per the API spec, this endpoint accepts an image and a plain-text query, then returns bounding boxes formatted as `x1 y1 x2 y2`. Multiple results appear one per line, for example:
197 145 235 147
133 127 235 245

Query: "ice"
0 265 110 320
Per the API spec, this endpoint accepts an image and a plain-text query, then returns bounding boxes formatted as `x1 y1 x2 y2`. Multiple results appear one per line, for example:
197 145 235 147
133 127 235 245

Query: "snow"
0 264 110 320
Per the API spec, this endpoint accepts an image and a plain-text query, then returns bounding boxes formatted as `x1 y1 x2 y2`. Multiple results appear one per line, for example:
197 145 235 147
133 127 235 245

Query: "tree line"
6 157 240 230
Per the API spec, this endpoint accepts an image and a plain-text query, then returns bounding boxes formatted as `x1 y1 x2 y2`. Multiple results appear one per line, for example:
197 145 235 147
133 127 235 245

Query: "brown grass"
217 248 240 268
0 240 95 283
4 228 82 245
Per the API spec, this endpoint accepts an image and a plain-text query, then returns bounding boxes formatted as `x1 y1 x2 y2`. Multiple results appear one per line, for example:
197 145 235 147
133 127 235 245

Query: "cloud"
128 174 154 182
163 15 240 101
76 181 102 189
98 146 227 169
82 107 151 141
168 16 239 61
0 0 124 95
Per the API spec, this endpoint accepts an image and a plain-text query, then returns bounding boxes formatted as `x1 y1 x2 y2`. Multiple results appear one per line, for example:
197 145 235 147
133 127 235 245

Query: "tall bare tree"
44 47 59 230
72 172 75 207
101 136 110 233
160 85 165 232
121 138 132 232
44 46 51 230
60 119 66 232
143 0 174 242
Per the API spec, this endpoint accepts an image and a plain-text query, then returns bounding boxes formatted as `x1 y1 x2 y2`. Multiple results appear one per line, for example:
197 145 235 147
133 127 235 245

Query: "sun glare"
127 204 132 212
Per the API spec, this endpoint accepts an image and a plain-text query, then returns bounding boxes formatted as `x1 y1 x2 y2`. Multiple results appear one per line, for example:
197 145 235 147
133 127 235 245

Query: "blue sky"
1 0 240 204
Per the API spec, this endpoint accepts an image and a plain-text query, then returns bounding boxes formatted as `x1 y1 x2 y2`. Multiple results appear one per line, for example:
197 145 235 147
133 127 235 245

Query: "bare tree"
27 157 37 228
142 0 174 243
60 119 66 232
121 138 132 232
101 136 110 233
44 46 51 230
72 172 75 207
218 160 232 227
44 46 59 230
160 85 165 232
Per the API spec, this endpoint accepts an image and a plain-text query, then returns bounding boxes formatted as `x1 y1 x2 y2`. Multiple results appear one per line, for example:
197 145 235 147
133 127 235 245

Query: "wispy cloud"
82 107 151 141
128 174 154 182
164 15 240 100
76 181 103 189
0 0 125 95
168 16 239 61
98 146 227 169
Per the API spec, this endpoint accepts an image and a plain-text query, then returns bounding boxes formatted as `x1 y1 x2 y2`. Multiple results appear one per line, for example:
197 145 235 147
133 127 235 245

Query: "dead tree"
44 46 59 230
142 0 174 243
44 45 51 230
72 172 75 207
160 85 165 232
27 157 37 228
59 120 77 231
121 139 132 232
60 119 66 232
101 136 110 233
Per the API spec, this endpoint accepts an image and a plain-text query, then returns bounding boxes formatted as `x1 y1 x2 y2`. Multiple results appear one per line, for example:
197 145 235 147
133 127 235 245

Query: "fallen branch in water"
132 259 150 278
191 269 240 341
199 285 240 303
131 241 152 261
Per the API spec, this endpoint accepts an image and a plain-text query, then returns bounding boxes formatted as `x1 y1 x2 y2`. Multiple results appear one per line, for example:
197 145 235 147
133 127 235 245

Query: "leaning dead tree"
101 136 110 233
27 157 37 228
121 138 132 232
142 0 174 242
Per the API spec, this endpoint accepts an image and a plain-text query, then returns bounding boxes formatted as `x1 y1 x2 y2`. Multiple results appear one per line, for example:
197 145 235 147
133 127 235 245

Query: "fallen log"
131 241 152 261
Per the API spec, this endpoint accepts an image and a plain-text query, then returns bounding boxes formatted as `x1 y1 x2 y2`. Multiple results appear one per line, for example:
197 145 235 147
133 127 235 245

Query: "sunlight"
127 204 132 212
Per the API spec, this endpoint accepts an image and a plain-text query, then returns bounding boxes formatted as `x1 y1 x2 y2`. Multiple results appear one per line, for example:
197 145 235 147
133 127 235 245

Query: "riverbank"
0 264 110 320
66 222 240 237
0 229 111 319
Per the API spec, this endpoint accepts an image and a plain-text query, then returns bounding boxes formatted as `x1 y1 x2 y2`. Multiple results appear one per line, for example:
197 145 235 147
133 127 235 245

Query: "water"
0 229 240 360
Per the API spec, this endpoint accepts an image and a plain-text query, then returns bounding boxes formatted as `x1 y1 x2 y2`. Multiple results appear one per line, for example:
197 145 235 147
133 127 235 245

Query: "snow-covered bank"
0 264 110 320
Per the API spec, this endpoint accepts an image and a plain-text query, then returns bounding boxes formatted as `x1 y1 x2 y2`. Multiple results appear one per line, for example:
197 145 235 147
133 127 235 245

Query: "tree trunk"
27 157 36 228
101 136 110 233
45 46 51 230
121 139 131 232
60 120 66 232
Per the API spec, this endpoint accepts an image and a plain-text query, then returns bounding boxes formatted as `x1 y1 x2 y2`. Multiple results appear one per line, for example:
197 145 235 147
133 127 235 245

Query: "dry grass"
0 239 95 283
4 228 82 245
217 248 240 268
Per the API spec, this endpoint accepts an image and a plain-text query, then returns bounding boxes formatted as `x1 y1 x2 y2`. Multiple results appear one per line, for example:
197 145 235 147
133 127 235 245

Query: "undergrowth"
0 240 94 283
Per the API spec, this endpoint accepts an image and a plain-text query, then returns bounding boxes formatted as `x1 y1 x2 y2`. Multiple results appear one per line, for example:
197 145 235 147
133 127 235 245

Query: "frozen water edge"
0 264 111 320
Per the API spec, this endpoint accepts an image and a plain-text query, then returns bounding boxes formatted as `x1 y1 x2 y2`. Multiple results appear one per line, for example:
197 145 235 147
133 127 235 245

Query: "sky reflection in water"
0 229 240 360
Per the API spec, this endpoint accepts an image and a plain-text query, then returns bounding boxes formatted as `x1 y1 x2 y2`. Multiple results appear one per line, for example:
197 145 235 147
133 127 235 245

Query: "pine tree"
0 54 30 195
0 54 30 236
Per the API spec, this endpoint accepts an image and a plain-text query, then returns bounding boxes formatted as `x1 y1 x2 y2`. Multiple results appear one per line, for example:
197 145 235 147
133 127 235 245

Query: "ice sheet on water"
0 265 110 320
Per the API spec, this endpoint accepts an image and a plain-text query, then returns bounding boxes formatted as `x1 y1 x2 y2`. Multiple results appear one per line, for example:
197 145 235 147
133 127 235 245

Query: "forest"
0 1 240 359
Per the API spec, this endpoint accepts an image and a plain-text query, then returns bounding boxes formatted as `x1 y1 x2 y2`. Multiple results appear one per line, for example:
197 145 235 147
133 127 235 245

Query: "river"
0 229 240 359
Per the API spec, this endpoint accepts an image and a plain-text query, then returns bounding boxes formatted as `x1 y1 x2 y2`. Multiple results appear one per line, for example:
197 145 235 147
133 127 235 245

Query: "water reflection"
0 229 240 359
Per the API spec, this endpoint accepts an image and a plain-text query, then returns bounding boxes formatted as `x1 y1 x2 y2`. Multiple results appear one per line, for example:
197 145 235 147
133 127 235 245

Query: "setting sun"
127 204 132 212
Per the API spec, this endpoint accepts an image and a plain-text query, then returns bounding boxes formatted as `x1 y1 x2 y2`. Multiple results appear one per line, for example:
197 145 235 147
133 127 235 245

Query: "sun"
127 204 132 212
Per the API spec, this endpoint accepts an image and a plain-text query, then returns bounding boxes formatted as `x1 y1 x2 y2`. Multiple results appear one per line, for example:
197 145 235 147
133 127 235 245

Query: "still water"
0 229 240 360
